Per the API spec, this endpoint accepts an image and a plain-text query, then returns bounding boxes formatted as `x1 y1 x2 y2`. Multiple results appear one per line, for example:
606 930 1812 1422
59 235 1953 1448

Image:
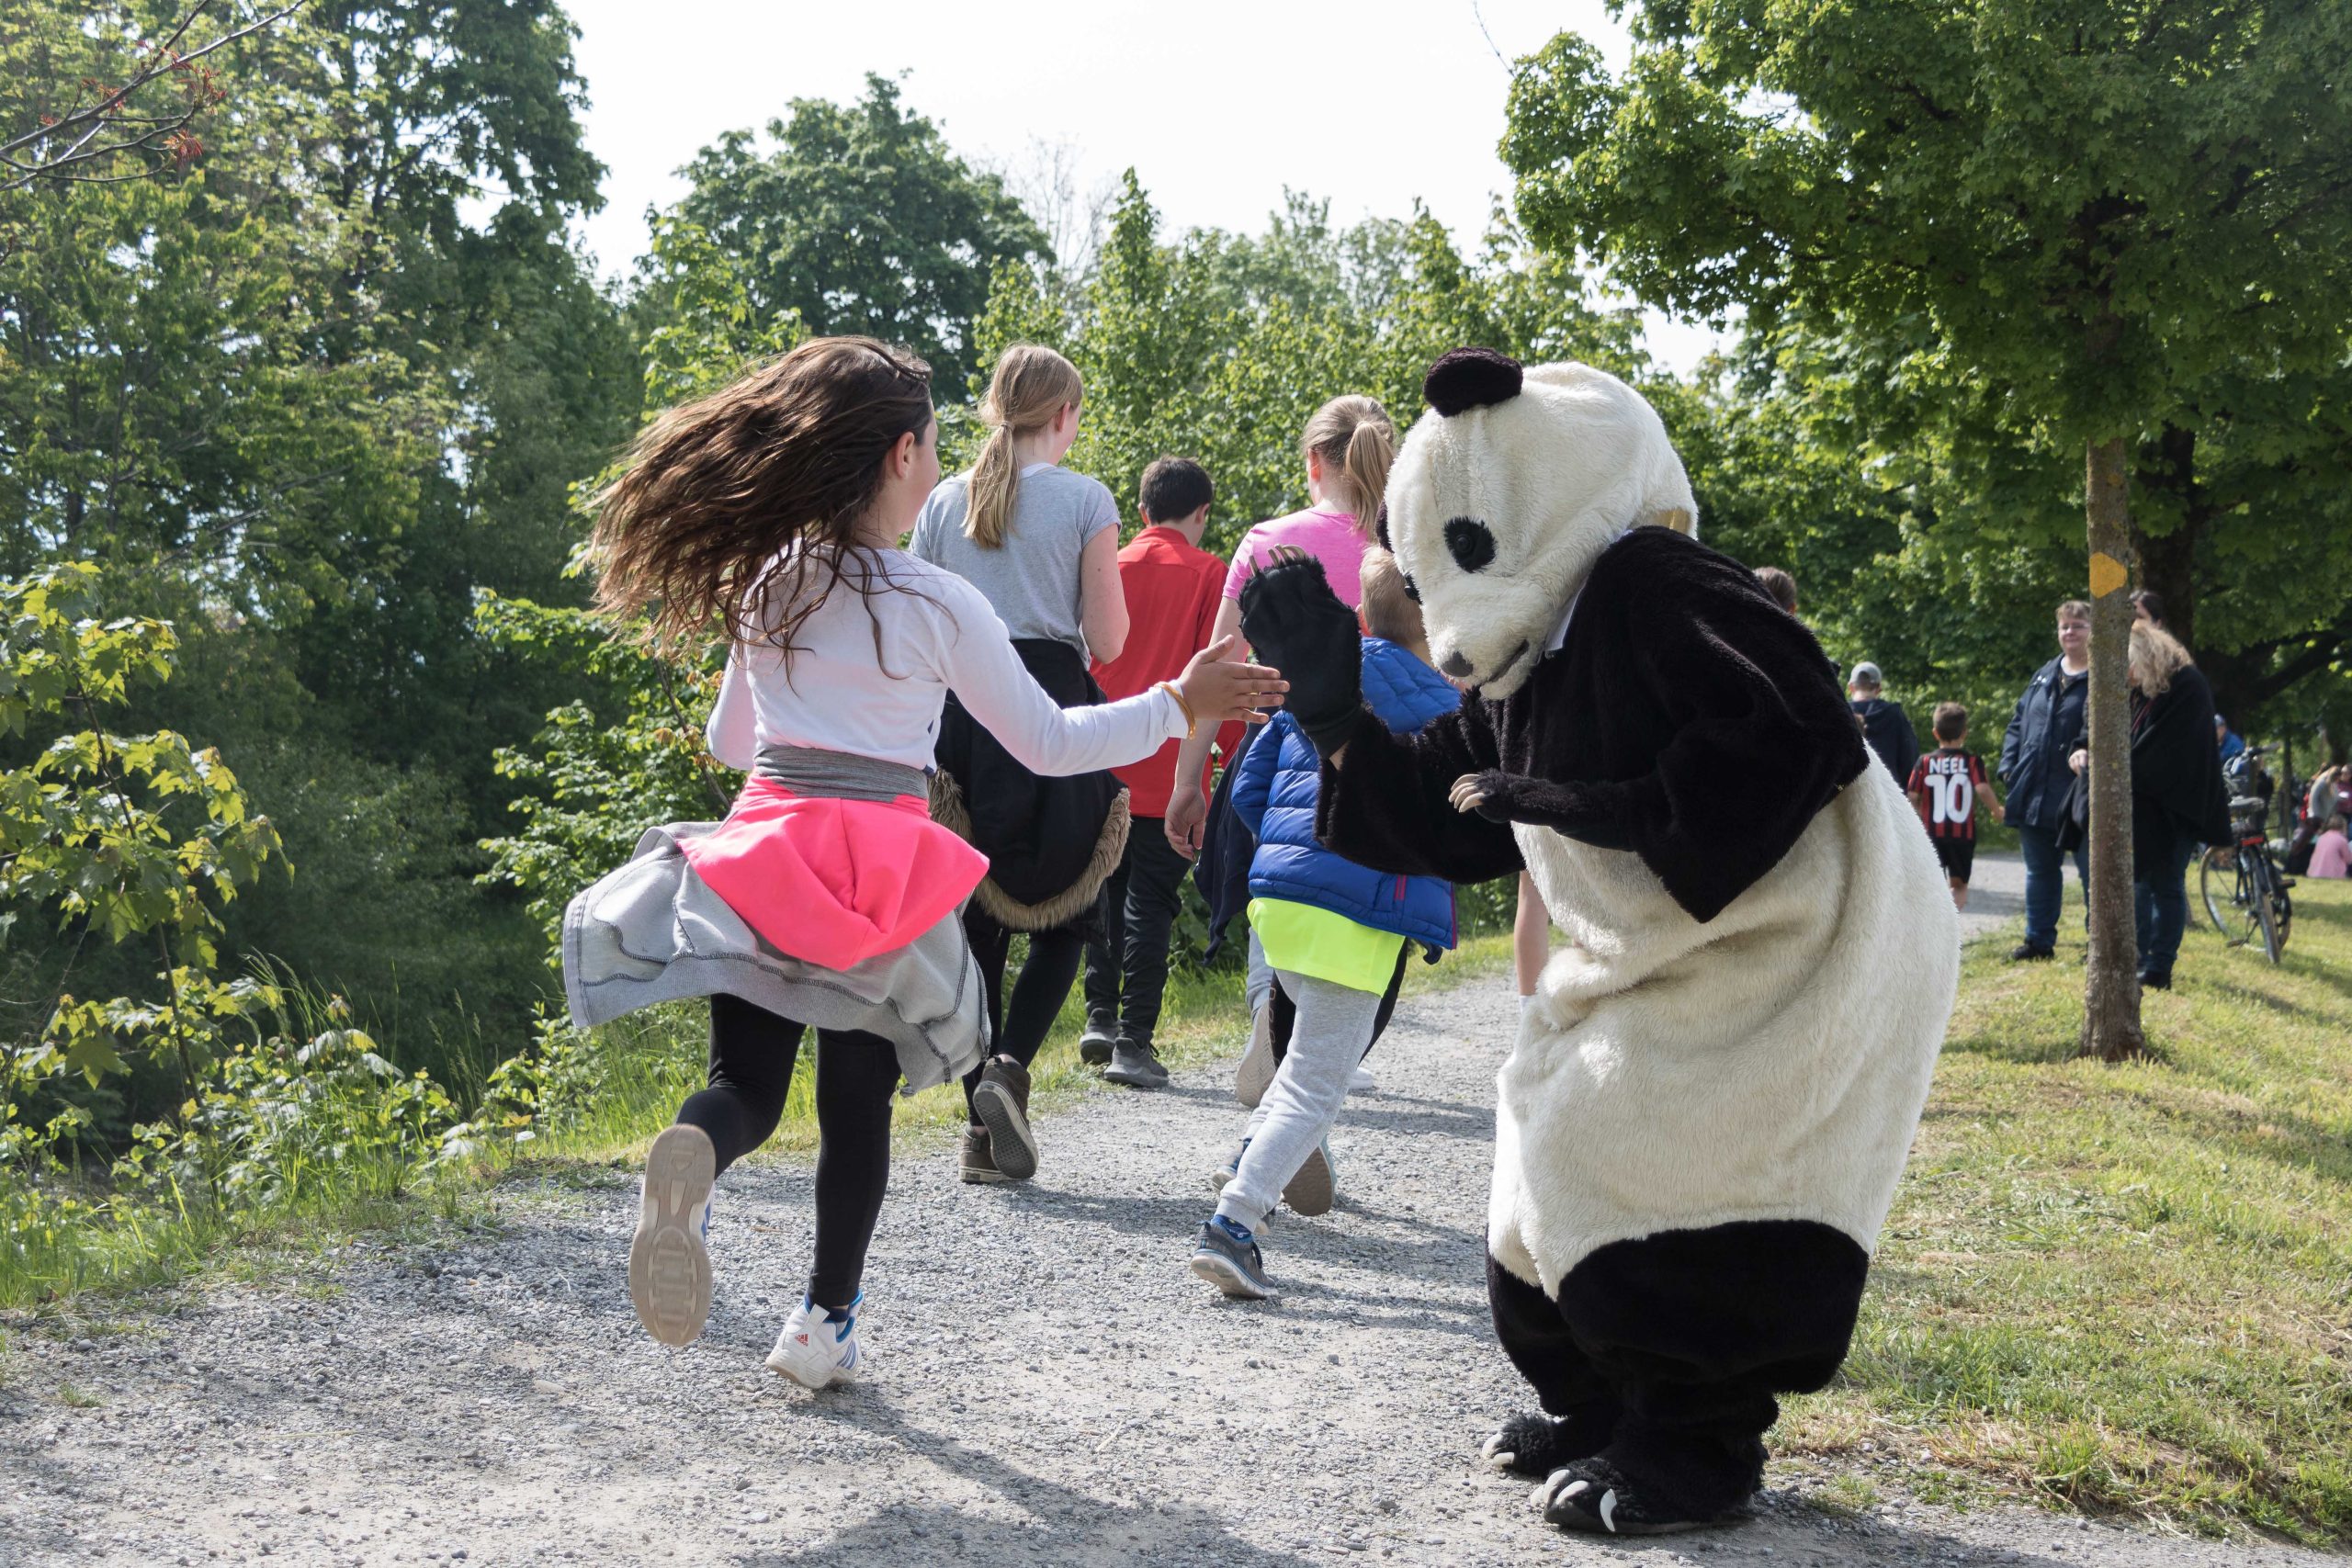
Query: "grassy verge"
1781 874 2352 1541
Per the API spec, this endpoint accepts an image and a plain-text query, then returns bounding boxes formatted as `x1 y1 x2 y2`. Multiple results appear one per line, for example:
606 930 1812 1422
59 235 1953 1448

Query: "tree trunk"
2080 435 2145 1063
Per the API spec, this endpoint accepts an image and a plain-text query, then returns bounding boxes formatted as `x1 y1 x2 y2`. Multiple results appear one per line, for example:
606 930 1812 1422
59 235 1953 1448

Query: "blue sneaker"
1190 1216 1279 1302
1209 1137 1250 1191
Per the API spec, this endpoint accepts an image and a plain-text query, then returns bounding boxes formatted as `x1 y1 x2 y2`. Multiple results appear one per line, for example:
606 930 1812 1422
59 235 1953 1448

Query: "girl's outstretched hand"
1172 635 1286 727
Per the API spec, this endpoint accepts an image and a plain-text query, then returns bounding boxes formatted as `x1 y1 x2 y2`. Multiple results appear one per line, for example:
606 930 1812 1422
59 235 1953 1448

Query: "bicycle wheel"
2267 862 2292 954
2250 856 2283 964
2199 848 2233 931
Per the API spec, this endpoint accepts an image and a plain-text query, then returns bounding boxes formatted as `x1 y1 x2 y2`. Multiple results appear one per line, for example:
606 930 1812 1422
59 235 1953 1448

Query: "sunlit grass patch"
1783 877 2352 1542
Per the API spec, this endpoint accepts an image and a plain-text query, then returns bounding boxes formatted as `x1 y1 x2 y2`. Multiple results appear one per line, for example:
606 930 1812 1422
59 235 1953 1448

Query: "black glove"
1239 549 1364 757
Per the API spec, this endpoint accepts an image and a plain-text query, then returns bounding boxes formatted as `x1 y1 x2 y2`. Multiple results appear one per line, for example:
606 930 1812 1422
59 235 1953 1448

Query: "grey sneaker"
1079 1019 1117 1066
629 1123 716 1346
970 1055 1038 1181
1283 1139 1336 1217
1190 1217 1278 1301
1234 1004 1276 1108
1102 1039 1170 1089
959 1124 1009 1185
1209 1138 1249 1191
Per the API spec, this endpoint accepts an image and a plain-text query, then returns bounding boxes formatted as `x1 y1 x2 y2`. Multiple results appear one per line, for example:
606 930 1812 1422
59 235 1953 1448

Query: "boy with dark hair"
1083 457 1237 1089
1906 702 2001 910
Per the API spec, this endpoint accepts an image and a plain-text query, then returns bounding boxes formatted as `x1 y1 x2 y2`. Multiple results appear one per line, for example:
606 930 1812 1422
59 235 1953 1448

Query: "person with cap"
1849 662 1920 784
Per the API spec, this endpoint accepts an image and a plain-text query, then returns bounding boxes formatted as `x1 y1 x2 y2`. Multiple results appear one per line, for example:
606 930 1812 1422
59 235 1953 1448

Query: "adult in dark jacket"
1847 663 1919 784
1998 602 2093 959
2064 621 2232 989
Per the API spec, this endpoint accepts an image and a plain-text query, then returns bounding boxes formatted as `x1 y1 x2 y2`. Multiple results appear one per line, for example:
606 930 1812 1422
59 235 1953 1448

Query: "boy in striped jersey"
1905 703 2002 910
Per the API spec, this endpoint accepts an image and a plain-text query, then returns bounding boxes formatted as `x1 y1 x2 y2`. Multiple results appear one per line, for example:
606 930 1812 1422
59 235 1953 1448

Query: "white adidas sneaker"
765 1294 865 1389
628 1123 716 1347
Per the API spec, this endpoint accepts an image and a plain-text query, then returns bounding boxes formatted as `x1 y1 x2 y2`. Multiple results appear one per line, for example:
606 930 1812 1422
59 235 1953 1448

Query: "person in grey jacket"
1999 601 2093 959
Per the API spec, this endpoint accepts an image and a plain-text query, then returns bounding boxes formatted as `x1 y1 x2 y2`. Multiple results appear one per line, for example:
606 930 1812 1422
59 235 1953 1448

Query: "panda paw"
1238 548 1363 754
1481 1406 1615 1477
1534 1458 1744 1537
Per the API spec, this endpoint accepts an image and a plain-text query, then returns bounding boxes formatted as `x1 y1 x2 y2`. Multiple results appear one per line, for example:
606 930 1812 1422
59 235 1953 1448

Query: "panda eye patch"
1444 516 1498 574
1401 571 1420 604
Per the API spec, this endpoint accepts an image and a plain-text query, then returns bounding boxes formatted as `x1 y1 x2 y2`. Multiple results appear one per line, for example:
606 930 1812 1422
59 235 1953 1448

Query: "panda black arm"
1312 705 1526 883
1481 528 1864 922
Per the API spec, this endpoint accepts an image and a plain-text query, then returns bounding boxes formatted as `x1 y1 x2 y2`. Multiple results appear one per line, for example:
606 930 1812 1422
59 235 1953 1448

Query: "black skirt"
930 637 1130 934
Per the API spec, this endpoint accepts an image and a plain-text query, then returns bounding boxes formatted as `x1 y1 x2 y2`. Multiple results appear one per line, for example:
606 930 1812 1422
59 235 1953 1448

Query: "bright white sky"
560 0 1729 373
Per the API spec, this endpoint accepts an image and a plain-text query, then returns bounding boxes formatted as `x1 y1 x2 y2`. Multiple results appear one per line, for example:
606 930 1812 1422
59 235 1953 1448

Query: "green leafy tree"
673 73 1047 388
1503 0 2352 1060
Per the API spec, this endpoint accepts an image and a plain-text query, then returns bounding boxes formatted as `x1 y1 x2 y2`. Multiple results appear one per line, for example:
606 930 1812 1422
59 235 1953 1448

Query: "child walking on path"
1080 457 1241 1089
910 345 1136 1184
1191 548 1456 1302
1905 702 2002 910
560 338 1283 1386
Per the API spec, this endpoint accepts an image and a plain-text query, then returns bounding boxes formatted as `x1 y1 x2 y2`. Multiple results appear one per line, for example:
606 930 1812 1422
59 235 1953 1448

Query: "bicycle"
2199 747 2292 963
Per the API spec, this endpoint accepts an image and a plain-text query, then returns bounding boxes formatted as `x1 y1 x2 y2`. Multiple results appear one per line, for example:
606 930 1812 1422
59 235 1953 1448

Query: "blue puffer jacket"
1231 637 1461 951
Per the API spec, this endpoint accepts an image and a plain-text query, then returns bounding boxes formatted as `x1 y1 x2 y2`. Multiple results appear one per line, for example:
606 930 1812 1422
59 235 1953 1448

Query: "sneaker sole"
765 1339 862 1389
1102 1063 1170 1089
629 1124 715 1347
1235 1021 1276 1109
1283 1145 1335 1217
970 1080 1039 1181
1190 1250 1277 1302
1079 1036 1115 1066
959 1159 1013 1186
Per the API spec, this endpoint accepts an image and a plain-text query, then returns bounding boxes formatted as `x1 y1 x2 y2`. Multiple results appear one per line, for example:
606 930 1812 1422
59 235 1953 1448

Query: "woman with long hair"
910 344 1136 1184
561 336 1282 1383
2067 619 2231 988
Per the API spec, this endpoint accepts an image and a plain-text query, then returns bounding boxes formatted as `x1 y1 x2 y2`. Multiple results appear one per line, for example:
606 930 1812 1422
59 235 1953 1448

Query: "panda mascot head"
1381 348 1696 701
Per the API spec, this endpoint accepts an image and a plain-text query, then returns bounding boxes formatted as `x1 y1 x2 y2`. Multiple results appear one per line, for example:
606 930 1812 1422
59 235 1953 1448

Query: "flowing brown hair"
1300 394 1395 539
966 344 1084 549
591 336 935 662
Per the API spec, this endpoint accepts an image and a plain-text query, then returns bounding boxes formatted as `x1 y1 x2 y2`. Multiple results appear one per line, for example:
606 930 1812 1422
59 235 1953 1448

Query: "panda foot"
1479 1408 1615 1478
1532 1457 1750 1537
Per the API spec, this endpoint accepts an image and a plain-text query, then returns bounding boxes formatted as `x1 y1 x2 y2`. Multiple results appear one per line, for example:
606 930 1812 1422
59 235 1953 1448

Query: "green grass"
1780 875 2352 1541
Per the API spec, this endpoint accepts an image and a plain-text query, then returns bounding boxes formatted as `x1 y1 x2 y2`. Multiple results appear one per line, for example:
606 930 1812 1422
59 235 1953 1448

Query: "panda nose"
1440 650 1474 679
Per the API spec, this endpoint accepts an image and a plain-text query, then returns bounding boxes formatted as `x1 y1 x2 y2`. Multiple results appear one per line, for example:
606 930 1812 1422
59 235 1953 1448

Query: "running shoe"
765 1293 865 1389
969 1055 1038 1181
1209 1138 1249 1191
1189 1216 1278 1302
1079 1018 1117 1066
1103 1039 1170 1089
628 1123 715 1347
1283 1137 1337 1217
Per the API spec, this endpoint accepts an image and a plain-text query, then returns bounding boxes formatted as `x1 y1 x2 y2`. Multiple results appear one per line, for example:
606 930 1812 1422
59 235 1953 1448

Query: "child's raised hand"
1172 634 1286 728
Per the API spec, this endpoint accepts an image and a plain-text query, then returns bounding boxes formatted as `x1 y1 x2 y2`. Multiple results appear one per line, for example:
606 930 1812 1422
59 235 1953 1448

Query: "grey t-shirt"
910 464 1119 656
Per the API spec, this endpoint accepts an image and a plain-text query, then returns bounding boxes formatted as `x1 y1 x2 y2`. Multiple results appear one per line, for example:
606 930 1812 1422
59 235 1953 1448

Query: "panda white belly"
1487 755 1958 1294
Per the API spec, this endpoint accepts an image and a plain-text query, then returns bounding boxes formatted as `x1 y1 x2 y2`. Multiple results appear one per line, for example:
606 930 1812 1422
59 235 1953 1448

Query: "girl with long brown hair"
909 344 1135 1183
561 336 1283 1386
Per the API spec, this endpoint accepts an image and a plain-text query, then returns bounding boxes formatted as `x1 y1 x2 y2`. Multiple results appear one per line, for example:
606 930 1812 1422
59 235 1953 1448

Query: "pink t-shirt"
2310 829 2351 879
1223 507 1371 608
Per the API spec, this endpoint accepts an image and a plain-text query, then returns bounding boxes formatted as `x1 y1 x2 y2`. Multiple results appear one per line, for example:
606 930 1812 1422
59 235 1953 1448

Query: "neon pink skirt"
676 777 988 972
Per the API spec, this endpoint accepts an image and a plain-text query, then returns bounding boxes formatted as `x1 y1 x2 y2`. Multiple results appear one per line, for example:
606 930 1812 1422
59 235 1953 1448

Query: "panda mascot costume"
1239 348 1959 1536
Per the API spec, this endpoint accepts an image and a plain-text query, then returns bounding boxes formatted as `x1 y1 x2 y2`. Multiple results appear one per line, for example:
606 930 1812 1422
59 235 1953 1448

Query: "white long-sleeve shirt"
707 547 1184 775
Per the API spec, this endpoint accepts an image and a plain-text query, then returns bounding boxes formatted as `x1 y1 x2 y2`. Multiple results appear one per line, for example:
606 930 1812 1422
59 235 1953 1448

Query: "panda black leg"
1482 1254 1623 1475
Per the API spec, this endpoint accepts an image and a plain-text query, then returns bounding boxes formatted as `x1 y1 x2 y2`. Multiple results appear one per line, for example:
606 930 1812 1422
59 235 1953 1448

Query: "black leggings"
674 993 900 1311
959 905 1085 1118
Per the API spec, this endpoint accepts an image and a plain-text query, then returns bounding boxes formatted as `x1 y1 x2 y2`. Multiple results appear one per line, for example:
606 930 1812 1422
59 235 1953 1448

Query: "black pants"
959 904 1084 1119
1270 942 1411 1067
1486 1222 1867 1513
1080 817 1193 1050
674 993 900 1311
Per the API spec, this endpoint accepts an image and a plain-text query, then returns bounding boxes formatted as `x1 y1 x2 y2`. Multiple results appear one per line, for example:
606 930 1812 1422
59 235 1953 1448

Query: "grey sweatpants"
1215 966 1383 1234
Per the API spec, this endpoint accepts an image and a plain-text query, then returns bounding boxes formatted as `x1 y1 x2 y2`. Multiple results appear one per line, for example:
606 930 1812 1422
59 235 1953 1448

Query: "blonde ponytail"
967 344 1084 549
1300 394 1396 539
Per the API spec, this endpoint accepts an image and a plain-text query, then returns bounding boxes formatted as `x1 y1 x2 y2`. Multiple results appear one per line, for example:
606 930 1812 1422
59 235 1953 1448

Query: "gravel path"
1957 850 2028 944
1 963 2332 1568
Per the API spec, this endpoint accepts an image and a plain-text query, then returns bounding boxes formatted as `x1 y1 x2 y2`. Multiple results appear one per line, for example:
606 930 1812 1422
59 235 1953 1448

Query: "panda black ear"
1374 501 1391 551
1424 347 1523 417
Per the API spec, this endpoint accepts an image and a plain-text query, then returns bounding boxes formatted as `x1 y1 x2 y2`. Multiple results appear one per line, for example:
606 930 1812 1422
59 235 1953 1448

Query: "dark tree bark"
2081 434 2145 1064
